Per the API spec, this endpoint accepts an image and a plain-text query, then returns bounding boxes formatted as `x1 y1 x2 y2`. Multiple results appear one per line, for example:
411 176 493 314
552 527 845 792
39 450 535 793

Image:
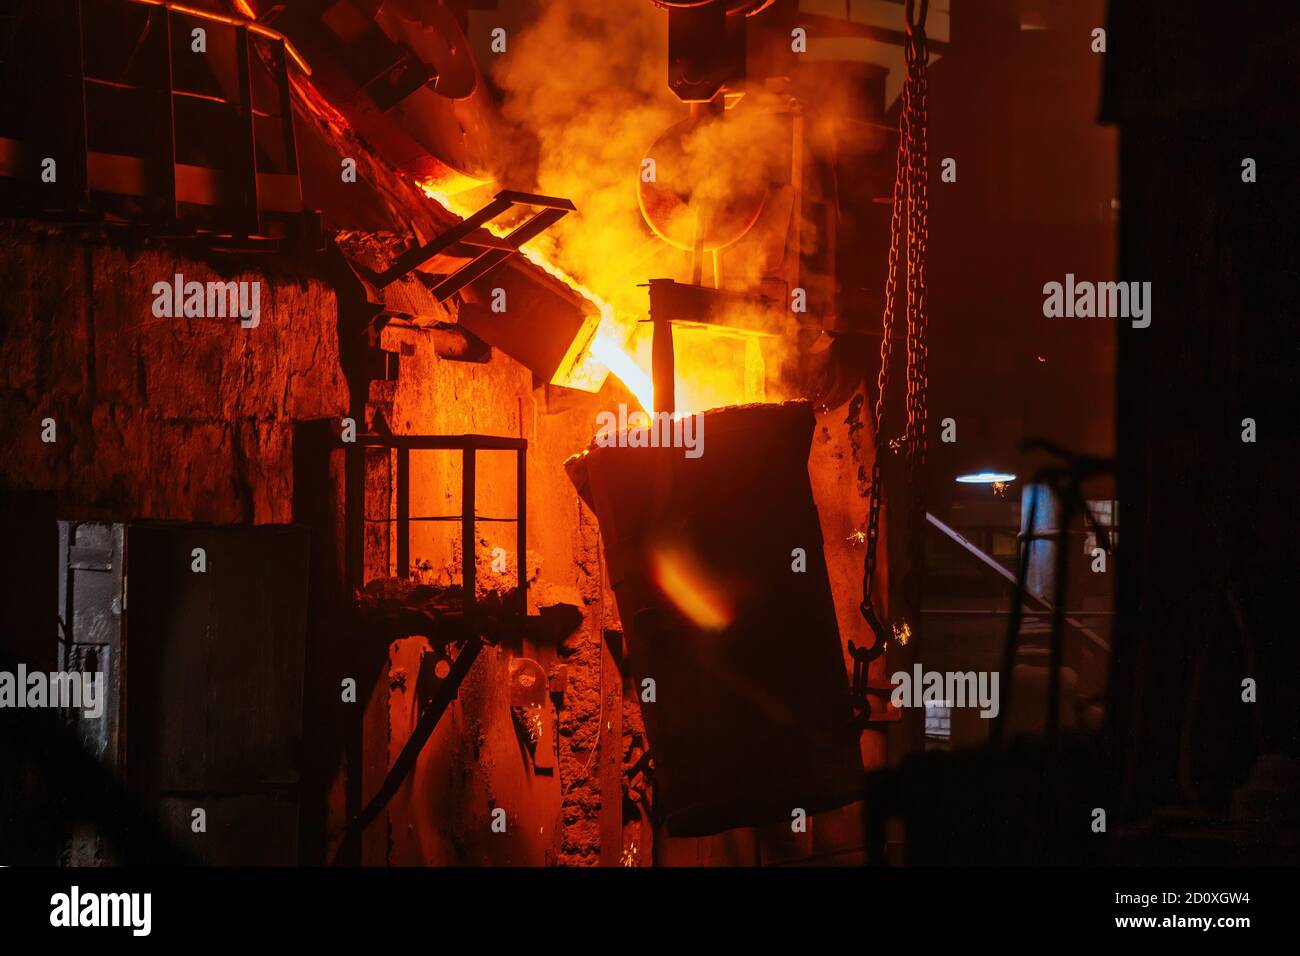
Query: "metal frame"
993 445 1116 742
373 190 576 301
925 510 1110 652
334 433 527 863
1 0 310 237
348 433 528 623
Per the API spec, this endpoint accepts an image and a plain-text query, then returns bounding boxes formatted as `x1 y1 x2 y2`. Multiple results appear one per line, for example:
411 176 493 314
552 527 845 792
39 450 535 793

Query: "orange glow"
591 332 653 412
650 546 733 632
412 1 824 419
419 179 776 415
419 182 637 396
661 323 768 416
134 0 312 74
602 319 769 417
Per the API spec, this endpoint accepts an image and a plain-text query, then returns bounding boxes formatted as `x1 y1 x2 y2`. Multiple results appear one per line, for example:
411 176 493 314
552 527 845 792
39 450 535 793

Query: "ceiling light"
955 471 1017 484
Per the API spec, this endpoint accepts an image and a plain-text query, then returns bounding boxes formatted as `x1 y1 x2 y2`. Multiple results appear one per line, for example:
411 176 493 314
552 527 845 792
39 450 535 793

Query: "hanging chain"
858 77 908 649
904 17 929 478
900 4 930 634
857 0 929 662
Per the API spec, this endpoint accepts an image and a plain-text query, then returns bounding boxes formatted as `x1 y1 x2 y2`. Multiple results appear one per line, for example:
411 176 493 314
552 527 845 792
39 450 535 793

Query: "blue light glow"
955 471 1017 484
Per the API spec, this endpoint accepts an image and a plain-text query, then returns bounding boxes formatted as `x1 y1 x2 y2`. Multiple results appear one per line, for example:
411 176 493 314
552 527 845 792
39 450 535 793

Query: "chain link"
905 23 929 476
859 17 929 657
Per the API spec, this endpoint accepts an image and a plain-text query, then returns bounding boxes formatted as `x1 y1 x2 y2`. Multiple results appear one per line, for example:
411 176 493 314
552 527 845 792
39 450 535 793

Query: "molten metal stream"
419 183 654 405
419 183 766 417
